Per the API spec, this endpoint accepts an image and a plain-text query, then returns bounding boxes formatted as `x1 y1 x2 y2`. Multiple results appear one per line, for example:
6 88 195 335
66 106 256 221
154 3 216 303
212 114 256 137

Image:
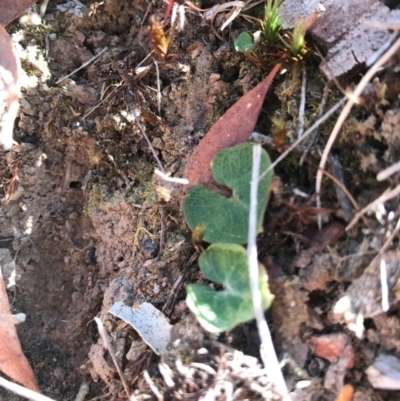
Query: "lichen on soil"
2 0 400 400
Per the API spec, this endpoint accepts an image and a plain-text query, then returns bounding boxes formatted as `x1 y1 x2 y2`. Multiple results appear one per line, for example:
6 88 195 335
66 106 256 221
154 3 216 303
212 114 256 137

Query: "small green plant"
183 143 273 244
183 143 274 333
186 243 274 333
233 0 309 68
261 0 283 47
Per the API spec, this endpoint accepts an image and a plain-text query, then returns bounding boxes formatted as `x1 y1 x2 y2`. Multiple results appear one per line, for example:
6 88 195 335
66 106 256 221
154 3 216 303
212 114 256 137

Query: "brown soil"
1 1 400 400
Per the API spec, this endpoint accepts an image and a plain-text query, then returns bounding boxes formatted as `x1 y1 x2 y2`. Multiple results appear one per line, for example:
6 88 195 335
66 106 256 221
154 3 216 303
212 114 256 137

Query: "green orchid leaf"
183 143 273 244
186 243 274 333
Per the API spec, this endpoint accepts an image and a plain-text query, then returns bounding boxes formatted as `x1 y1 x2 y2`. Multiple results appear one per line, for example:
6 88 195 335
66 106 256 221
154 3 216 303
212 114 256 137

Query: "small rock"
309 333 354 369
53 367 66 381
367 353 400 390
141 238 159 258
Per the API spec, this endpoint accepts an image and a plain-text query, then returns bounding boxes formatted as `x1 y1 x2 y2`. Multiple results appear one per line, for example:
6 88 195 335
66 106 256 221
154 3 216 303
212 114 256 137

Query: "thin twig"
380 259 389 312
154 168 188 184
159 207 166 256
346 184 400 231
315 36 400 228
94 317 131 399
298 69 307 138
259 97 346 181
0 375 56 401
130 105 164 172
300 82 330 165
248 145 290 401
363 20 400 31
162 252 198 316
56 47 108 84
143 371 163 401
328 155 354 222
377 160 400 181
366 31 398 66
153 59 161 115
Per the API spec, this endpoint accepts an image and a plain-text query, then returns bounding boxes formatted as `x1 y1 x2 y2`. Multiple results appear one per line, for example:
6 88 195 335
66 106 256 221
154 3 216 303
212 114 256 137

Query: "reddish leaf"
183 64 281 188
0 0 38 26
0 268 39 391
0 24 20 150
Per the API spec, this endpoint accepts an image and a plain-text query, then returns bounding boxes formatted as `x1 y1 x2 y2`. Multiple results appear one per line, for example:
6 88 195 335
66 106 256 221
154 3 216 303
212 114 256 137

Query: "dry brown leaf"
0 267 39 391
0 0 38 26
0 24 21 150
183 64 281 188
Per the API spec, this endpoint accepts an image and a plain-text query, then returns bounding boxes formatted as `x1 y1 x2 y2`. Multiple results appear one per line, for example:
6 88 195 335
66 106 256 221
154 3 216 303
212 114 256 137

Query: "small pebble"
53 367 66 381
141 238 159 258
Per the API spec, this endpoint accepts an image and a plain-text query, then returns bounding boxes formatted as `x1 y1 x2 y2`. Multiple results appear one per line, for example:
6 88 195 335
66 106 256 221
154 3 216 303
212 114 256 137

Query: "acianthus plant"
183 143 274 333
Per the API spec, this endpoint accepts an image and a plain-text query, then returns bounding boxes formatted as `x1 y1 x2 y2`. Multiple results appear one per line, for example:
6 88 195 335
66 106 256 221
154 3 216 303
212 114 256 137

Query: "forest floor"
1 0 400 400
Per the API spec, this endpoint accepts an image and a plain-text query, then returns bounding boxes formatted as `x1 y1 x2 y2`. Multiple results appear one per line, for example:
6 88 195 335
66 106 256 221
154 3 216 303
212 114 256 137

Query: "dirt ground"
1 0 400 400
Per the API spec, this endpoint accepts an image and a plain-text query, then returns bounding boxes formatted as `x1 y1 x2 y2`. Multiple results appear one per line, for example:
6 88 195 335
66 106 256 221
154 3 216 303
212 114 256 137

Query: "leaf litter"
2 0 400 400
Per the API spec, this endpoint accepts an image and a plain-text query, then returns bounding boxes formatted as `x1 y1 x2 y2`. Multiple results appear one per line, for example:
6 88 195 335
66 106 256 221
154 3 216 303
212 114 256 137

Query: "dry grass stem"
94 317 131 399
248 145 290 400
56 47 108 84
259 97 346 181
298 69 307 138
380 259 389 312
130 105 164 172
154 168 188 184
377 160 400 181
315 35 400 228
300 82 330 165
0 375 56 401
346 184 400 231
320 169 359 211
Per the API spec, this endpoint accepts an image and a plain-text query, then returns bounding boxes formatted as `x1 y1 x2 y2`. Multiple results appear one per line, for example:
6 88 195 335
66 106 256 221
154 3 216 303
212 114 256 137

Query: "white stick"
298 69 307 138
380 259 389 312
248 145 290 400
0 375 56 401
154 168 188 184
377 160 400 181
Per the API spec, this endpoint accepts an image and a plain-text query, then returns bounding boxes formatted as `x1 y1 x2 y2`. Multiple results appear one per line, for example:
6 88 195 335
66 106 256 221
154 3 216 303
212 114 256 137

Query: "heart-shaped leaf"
186 243 274 333
183 143 273 244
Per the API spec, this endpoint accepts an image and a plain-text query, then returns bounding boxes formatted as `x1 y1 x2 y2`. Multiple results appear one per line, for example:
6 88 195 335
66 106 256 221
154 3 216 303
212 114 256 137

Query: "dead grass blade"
184 63 281 187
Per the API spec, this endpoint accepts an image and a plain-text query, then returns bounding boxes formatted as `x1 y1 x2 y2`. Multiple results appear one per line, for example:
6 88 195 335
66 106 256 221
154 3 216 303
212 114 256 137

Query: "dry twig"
315 35 400 228
259 97 346 181
346 184 400 231
0 375 55 401
248 145 290 401
94 317 131 399
56 47 108 84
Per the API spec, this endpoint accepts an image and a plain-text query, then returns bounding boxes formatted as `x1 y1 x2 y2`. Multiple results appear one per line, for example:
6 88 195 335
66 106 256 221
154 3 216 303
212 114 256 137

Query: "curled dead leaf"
0 267 39 391
183 64 281 188
0 0 38 26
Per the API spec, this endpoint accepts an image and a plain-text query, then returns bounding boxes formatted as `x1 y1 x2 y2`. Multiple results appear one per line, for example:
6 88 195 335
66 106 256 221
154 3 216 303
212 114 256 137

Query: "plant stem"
247 144 291 400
